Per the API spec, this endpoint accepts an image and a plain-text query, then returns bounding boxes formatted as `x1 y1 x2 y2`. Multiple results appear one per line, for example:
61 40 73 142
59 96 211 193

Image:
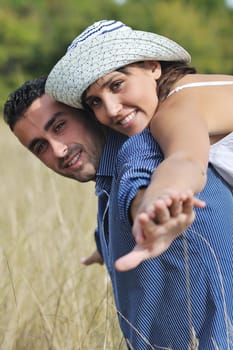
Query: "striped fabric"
67 20 129 52
96 128 233 349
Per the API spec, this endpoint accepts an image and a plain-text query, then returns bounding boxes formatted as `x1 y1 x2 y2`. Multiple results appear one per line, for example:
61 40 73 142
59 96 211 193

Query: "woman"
45 19 233 245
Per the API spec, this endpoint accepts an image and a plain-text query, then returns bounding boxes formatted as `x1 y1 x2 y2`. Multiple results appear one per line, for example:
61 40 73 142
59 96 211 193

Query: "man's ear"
144 60 162 80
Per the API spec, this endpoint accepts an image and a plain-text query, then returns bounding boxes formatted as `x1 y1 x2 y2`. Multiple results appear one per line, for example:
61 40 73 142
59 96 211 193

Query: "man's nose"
51 139 68 157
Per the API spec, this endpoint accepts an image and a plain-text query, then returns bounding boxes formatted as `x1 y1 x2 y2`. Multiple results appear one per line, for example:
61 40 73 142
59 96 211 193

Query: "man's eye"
35 141 47 155
54 121 65 132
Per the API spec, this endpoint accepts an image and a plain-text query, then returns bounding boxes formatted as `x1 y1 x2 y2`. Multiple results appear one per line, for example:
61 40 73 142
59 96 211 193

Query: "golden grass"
0 120 125 349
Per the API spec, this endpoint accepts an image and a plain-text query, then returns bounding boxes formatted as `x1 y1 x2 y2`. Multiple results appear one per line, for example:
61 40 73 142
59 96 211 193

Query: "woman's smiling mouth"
120 111 136 125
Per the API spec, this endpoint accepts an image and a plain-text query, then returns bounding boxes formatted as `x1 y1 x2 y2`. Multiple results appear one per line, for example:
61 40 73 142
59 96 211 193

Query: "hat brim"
46 29 191 108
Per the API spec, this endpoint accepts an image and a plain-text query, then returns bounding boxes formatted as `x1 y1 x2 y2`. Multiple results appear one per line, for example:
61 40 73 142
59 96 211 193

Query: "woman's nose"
104 96 122 119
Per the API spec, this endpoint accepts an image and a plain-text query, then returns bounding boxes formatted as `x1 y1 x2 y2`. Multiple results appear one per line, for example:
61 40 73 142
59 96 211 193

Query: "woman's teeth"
120 112 135 125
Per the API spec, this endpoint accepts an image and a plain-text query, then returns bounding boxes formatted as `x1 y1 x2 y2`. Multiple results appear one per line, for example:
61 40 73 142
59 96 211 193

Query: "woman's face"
84 61 161 136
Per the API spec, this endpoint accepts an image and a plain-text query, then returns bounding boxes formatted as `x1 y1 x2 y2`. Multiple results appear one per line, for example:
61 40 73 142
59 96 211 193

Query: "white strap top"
167 81 233 98
209 132 233 189
167 81 233 189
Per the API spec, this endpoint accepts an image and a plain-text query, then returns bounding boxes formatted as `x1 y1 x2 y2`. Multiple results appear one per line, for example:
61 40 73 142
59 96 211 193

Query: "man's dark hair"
3 76 47 131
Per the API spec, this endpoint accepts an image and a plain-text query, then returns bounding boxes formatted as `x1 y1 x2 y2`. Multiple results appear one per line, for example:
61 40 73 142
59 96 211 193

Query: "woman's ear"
144 60 162 80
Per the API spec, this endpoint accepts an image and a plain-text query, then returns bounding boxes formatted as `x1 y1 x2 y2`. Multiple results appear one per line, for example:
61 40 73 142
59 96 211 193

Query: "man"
4 76 194 267
3 76 116 265
4 77 105 183
4 77 233 349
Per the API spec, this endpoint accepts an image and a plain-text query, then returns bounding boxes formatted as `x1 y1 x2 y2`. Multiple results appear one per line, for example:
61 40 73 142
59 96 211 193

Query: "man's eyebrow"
44 111 64 131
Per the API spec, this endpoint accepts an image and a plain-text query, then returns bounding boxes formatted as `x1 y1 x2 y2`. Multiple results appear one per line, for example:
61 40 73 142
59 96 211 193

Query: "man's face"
13 94 104 182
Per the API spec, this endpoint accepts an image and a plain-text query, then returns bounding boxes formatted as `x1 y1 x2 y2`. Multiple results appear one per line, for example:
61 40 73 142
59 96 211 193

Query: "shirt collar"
95 129 127 194
97 129 128 177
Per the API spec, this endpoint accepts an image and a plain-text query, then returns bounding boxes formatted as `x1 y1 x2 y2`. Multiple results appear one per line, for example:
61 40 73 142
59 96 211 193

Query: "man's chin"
76 174 96 183
68 172 96 183
56 167 96 183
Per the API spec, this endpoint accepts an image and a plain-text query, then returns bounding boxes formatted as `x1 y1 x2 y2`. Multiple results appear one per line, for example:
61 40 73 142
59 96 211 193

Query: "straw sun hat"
45 20 191 108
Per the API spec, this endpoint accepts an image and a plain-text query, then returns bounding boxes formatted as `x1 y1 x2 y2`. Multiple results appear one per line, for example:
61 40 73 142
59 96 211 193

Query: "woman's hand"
115 190 205 271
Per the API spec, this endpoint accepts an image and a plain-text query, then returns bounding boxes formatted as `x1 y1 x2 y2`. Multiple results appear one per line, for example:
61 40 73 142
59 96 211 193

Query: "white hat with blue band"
45 20 191 108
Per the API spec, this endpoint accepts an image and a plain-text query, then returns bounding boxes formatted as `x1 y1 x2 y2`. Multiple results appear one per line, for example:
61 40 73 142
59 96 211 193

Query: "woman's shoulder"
167 74 233 98
156 73 233 136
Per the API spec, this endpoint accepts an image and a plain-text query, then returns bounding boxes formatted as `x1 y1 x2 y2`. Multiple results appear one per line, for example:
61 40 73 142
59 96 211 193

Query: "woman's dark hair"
118 61 196 102
157 61 196 101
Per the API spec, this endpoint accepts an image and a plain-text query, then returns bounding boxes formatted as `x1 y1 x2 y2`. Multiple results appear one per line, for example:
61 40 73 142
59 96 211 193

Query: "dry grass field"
0 120 125 349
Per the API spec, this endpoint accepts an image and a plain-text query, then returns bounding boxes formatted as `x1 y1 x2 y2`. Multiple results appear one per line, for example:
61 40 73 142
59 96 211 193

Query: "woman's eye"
89 97 101 108
111 80 123 91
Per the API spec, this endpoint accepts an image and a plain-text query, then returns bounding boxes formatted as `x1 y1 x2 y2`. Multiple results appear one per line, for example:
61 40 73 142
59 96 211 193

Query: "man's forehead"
25 94 56 116
13 96 53 146
23 95 64 128
27 96 45 111
13 114 43 147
